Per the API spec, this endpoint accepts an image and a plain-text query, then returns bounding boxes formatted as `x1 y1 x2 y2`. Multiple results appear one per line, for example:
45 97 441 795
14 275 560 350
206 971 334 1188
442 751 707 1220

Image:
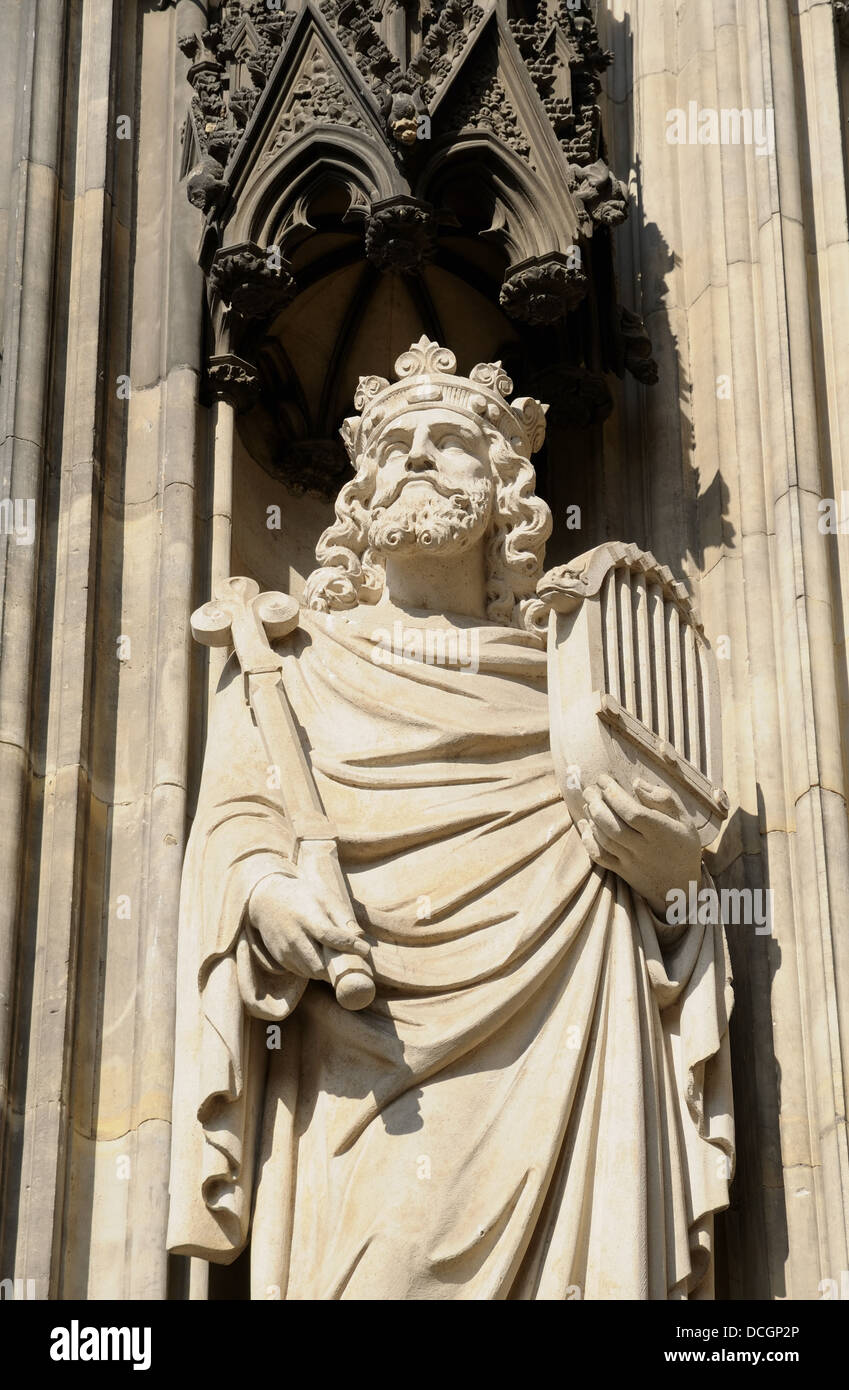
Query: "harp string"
597 560 712 780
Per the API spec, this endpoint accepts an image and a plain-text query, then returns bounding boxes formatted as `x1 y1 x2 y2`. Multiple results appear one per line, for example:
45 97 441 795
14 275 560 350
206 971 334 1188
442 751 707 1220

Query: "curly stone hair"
303 426 553 635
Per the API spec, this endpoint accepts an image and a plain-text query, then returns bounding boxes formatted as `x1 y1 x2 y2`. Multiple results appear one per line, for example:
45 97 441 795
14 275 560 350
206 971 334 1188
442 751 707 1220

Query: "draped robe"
167 608 734 1300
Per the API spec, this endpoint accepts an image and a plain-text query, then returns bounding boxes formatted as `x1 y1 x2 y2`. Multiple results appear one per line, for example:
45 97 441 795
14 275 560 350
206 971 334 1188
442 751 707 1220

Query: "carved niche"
177 1 656 497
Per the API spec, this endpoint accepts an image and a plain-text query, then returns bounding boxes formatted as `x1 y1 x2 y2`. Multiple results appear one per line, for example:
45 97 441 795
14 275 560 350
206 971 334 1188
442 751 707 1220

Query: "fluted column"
0 0 208 1300
604 0 849 1297
61 0 207 1299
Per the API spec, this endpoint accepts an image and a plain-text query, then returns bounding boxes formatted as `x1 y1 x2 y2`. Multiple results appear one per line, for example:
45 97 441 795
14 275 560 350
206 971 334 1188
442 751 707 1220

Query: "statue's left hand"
576 773 702 920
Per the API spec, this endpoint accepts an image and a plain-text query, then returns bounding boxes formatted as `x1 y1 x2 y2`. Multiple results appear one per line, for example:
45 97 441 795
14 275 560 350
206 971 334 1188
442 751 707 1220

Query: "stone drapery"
167 610 733 1299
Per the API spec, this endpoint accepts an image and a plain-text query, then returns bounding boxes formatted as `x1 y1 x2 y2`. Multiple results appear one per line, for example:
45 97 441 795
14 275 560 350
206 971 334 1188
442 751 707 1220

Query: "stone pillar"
0 0 208 1299
603 0 849 1298
1 0 130 1301
0 3 67 1281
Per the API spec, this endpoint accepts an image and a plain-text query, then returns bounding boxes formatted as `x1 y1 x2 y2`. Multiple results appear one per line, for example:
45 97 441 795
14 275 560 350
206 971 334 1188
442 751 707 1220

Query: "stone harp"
541 543 729 849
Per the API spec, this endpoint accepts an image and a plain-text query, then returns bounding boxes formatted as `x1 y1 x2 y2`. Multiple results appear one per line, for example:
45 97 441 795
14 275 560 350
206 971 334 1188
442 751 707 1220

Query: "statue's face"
366 408 494 558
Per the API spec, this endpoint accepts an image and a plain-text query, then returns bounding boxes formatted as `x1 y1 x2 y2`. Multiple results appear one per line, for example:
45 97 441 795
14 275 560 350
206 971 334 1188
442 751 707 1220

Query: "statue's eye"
439 435 466 452
383 443 407 465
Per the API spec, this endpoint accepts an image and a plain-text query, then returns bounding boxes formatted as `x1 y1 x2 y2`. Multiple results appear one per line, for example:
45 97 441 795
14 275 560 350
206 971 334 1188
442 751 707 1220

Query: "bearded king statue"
167 338 734 1300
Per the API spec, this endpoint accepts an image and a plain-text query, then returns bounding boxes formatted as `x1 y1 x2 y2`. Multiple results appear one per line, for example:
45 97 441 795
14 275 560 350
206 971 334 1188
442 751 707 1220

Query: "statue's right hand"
247 873 370 979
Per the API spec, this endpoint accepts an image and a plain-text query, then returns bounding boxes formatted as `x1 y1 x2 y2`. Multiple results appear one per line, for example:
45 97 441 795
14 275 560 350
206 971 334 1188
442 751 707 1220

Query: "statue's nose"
405 427 434 472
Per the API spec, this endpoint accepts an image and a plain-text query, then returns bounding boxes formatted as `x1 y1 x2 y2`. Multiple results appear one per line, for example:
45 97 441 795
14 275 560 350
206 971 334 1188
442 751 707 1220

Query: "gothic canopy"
178 0 655 493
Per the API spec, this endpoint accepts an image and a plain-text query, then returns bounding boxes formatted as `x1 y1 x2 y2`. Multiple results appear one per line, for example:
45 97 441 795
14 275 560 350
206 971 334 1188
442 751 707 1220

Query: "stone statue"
167 339 734 1300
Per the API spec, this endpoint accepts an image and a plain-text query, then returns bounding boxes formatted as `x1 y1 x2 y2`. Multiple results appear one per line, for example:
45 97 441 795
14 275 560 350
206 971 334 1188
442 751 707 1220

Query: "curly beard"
367 477 493 556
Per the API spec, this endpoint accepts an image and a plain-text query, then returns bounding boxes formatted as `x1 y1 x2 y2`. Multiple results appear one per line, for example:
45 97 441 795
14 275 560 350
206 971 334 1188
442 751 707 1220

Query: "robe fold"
167 609 734 1300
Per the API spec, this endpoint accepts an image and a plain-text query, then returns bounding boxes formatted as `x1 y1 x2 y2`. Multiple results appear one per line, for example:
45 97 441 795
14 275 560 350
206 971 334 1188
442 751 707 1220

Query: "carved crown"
340 337 549 464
